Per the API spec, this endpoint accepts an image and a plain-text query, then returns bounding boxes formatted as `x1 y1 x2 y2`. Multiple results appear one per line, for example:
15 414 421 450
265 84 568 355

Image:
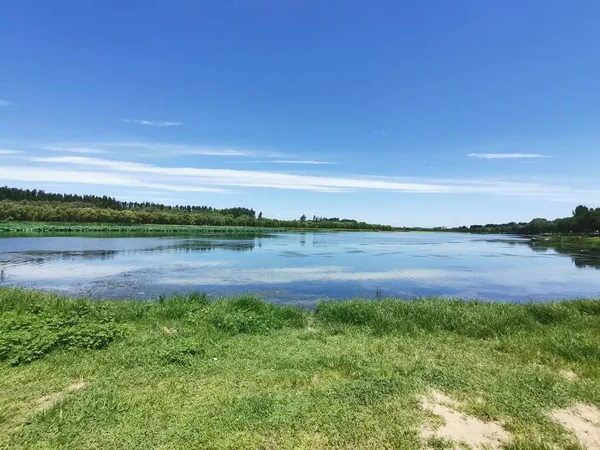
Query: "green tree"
573 205 589 216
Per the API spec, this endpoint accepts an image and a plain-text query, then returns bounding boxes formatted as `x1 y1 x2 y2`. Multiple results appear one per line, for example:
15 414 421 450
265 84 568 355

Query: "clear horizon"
1 1 599 227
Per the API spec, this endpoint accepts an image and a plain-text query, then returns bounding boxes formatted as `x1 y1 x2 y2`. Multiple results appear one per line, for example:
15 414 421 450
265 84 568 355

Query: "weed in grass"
0 308 120 366
159 339 206 366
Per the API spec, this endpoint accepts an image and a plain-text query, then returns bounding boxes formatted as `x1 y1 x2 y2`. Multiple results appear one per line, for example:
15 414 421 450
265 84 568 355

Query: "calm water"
1 232 599 307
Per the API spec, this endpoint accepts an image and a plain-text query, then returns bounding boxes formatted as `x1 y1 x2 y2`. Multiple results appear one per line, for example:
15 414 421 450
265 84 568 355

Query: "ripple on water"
2 232 600 302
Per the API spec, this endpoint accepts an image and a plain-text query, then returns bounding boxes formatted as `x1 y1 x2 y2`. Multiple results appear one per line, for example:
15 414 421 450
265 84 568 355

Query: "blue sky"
1 0 599 227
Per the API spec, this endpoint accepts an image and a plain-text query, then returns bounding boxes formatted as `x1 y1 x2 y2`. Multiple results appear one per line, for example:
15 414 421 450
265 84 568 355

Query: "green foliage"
569 298 600 316
315 298 595 339
207 296 306 335
0 313 57 365
0 186 393 231
0 288 305 364
573 205 590 217
0 310 119 366
447 204 600 235
539 333 600 363
159 339 206 366
155 292 211 320
1 287 600 449
0 186 256 217
0 221 285 234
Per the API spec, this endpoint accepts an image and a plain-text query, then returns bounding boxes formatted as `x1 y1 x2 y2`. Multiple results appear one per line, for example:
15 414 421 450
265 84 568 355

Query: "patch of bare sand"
420 390 510 449
551 403 600 449
559 369 579 381
34 381 87 414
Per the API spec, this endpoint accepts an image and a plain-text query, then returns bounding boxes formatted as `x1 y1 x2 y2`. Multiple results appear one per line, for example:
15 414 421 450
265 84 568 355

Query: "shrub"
207 296 306 335
159 339 206 366
0 304 120 366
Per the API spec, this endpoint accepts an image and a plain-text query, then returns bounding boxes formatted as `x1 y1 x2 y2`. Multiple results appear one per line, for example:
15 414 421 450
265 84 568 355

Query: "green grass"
0 222 388 235
534 235 600 247
1 288 599 449
0 222 287 235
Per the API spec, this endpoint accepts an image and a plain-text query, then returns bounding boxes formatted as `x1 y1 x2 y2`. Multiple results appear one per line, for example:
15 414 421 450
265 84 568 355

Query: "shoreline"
0 221 393 234
2 222 600 243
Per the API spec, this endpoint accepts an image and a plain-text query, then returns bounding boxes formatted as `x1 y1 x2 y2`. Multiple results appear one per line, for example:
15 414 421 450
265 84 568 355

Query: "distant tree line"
0 186 392 231
312 215 358 224
0 186 255 218
3 186 596 234
447 205 600 235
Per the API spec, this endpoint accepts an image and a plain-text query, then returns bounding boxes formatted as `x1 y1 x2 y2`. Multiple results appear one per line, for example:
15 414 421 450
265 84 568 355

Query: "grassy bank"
1 288 600 449
532 235 600 248
0 222 289 234
0 222 389 235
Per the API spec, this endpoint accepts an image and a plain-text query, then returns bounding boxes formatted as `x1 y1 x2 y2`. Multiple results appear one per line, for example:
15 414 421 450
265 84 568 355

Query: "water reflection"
2 232 600 303
480 237 600 270
1 250 118 266
133 240 255 254
1 239 256 266
528 242 600 270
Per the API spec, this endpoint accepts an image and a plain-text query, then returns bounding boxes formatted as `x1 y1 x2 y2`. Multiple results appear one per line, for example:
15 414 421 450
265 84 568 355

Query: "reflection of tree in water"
129 241 256 255
528 242 600 270
1 250 119 283
2 241 256 269
4 250 118 265
484 237 600 269
167 241 254 253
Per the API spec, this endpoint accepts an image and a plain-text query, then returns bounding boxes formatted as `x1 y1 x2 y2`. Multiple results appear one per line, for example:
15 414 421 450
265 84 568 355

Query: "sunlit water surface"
1 232 599 307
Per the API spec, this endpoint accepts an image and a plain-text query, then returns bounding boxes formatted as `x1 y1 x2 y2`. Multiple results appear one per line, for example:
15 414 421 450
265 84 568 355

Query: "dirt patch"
162 327 178 334
551 403 600 449
34 382 87 414
420 390 510 449
559 369 579 381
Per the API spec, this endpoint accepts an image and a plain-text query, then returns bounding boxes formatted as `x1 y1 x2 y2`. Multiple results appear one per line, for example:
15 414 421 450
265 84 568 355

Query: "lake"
1 232 599 307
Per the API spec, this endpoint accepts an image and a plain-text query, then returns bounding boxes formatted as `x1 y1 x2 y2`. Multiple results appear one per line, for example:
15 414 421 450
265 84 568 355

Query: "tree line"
447 205 600 235
2 186 597 234
0 186 255 218
0 186 392 231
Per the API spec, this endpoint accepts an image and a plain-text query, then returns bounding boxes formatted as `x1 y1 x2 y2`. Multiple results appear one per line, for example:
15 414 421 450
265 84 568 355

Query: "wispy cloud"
0 164 232 193
20 155 598 202
43 146 113 155
39 141 253 158
372 131 388 136
256 160 338 165
26 156 449 193
0 100 12 107
468 153 550 159
0 149 24 155
122 119 182 127
101 141 253 157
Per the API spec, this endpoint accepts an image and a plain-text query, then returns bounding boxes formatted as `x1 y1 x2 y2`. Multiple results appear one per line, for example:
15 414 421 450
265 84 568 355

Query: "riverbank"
0 222 288 234
532 234 600 247
1 288 599 449
0 222 396 234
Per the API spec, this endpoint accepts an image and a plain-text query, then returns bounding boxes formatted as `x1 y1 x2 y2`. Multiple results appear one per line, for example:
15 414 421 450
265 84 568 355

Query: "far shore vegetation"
0 186 392 231
0 222 290 234
1 186 599 236
1 287 600 449
450 205 600 235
